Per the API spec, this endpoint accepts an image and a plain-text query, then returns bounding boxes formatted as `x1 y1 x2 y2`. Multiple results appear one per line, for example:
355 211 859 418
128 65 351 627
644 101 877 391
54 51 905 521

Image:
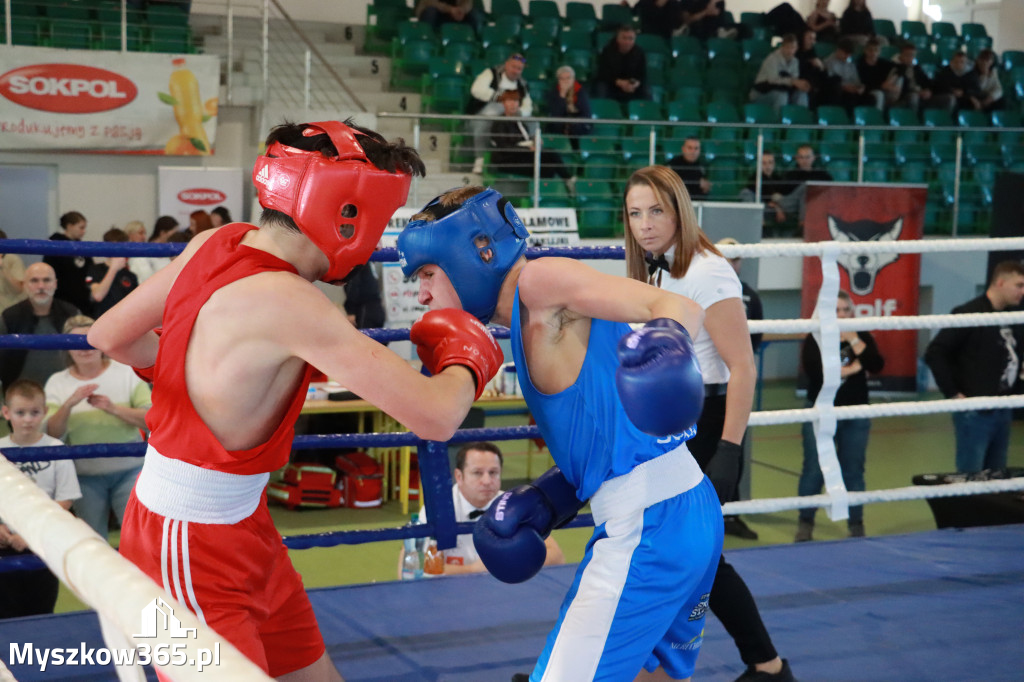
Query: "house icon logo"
134 598 197 639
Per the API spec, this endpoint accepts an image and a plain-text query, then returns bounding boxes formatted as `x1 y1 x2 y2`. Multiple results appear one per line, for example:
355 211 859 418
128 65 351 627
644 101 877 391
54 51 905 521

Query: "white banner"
0 46 219 154
158 167 245 230
379 206 580 324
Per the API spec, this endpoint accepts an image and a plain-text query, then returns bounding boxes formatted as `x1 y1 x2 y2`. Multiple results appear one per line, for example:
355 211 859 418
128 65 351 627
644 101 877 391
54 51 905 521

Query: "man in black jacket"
925 261 1024 473
0 262 81 392
594 25 650 104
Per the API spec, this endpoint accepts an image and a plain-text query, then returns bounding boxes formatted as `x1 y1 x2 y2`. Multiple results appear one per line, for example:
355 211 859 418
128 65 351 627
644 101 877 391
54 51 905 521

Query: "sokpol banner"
801 182 928 392
0 46 219 154
158 167 244 230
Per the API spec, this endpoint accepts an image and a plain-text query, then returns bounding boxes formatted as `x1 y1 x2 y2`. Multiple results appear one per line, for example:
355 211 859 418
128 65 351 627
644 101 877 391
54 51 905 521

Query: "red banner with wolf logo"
801 183 927 392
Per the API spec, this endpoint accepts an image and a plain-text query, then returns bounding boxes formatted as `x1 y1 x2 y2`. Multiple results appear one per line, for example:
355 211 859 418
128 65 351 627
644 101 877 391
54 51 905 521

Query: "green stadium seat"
701 140 741 165
873 19 897 41
819 141 857 165
706 101 741 140
576 179 620 237
566 17 598 35
524 45 556 72
740 12 764 27
863 161 891 183
531 15 562 42
889 107 921 143
861 141 892 166
394 21 435 49
894 142 931 166
929 141 958 165
905 34 931 52
530 179 573 208
148 26 192 53
707 37 743 66
491 0 524 19
667 100 702 123
391 39 437 88
669 55 706 82
1000 50 1024 72
440 22 476 46
590 98 626 138
742 39 772 65
443 40 478 63
826 160 855 182
636 33 669 59
44 3 91 21
366 0 412 47
484 43 519 66
707 160 742 201
11 16 45 46
934 41 963 66
964 142 1003 167
578 136 619 180
558 28 592 53
900 20 927 39
146 4 189 27
853 106 887 143
600 3 634 30
899 161 931 184
520 26 553 50
671 35 702 59
562 47 593 81
965 37 993 59
528 0 561 19
817 105 852 144
566 2 597 23
49 19 94 50
743 103 780 142
479 24 517 50
628 99 663 125
960 23 987 41
813 41 835 60
922 108 956 146
930 21 957 40
424 76 468 114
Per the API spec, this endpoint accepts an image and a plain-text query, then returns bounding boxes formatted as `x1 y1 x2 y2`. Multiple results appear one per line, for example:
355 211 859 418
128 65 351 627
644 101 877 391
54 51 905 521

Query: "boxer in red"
89 121 503 680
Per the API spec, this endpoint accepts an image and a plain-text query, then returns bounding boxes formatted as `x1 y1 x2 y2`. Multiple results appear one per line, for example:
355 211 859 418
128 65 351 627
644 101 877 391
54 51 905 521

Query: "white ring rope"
748 310 1024 334
0 456 272 682
0 658 18 682
749 395 1024 426
715 236 1024 258
723 477 1024 516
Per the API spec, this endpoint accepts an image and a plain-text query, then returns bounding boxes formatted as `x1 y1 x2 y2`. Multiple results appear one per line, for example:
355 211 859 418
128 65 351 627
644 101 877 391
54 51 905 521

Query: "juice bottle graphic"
168 57 210 154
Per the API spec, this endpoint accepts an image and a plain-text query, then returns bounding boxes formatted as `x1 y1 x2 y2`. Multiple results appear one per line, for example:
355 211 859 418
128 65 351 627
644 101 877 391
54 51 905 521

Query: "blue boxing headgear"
397 188 529 323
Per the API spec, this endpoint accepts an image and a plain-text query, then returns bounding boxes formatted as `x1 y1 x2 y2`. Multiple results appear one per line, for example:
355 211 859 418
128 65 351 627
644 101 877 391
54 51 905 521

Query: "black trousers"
690 394 779 666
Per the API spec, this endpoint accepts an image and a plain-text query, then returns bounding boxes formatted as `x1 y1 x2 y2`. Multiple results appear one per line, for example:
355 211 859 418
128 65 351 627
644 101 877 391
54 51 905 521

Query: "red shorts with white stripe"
120 490 326 678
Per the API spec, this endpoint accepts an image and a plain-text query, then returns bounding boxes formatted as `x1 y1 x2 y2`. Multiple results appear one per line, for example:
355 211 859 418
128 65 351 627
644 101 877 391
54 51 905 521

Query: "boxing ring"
1 236 1023 681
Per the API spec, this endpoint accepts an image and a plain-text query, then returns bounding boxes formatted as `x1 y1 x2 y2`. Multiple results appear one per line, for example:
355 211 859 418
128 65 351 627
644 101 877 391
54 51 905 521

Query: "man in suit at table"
402 441 564 575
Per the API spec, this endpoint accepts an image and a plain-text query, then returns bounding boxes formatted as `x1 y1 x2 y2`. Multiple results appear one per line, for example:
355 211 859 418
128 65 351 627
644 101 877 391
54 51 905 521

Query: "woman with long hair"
44 315 150 540
623 166 795 682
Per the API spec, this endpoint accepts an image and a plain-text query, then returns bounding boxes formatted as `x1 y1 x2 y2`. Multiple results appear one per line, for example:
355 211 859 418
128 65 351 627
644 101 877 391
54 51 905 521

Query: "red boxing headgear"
252 121 412 282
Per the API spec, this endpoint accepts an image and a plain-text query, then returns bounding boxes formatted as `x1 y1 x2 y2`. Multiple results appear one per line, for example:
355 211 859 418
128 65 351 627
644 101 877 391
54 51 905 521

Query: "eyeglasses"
509 53 526 64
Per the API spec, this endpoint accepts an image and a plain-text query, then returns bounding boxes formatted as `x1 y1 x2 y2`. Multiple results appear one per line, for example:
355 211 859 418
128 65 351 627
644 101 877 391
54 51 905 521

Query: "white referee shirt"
658 246 743 385
418 484 503 567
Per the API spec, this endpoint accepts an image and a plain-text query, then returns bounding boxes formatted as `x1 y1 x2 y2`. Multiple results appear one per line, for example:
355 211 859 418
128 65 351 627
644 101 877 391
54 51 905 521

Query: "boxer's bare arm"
88 230 216 368
220 272 477 442
513 257 703 395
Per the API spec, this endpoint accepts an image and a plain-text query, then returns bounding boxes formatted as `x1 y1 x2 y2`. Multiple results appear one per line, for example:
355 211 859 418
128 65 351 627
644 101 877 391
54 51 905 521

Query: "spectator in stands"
544 65 593 152
188 210 214 236
797 28 828 108
822 37 876 113
45 315 150 541
210 206 232 227
44 211 93 316
857 38 901 110
624 0 684 41
805 0 838 43
0 379 81 619
414 0 483 36
131 216 179 284
838 0 878 48
934 51 984 114
750 34 811 112
123 220 147 243
489 91 575 188
892 42 947 113
401 441 564 576
681 0 735 41
468 52 533 175
88 228 138 318
783 144 833 222
0 262 80 393
0 229 27 312
972 49 1004 112
763 3 809 41
740 150 798 231
594 25 650 105
668 136 712 200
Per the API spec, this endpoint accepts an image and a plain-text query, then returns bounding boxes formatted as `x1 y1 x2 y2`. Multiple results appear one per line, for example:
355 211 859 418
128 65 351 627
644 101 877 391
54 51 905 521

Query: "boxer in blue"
398 187 723 682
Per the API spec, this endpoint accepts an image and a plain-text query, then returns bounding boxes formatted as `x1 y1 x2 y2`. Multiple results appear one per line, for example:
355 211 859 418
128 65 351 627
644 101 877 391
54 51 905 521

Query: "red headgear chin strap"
253 121 412 282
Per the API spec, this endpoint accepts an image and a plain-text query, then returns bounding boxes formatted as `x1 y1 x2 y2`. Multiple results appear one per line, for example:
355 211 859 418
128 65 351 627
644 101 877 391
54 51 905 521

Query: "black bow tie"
645 253 670 276
468 509 486 520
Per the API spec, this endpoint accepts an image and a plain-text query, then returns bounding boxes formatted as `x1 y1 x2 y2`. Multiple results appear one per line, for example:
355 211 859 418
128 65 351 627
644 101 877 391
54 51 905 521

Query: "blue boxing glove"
616 318 704 437
473 466 583 584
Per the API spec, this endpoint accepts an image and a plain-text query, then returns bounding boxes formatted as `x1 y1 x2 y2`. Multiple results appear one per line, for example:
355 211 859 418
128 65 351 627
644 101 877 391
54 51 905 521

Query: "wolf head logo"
827 215 903 296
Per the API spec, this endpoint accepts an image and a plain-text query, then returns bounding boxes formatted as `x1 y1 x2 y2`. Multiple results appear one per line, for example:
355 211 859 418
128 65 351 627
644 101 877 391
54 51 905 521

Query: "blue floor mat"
2 525 1022 681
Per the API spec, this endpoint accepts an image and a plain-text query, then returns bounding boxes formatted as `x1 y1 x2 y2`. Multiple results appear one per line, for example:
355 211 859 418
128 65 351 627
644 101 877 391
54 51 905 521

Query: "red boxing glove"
410 309 503 400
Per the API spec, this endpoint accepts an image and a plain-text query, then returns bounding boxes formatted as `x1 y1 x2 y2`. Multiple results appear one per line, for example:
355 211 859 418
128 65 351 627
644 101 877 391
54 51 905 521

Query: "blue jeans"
73 466 143 540
953 409 1012 474
798 417 871 525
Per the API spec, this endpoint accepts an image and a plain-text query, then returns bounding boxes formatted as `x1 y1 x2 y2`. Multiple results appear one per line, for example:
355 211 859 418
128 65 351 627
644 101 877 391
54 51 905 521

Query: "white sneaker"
472 157 484 174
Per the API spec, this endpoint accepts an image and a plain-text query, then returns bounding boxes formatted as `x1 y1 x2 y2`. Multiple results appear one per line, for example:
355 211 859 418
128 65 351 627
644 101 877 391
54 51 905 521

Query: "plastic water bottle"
401 537 423 580
423 540 445 576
